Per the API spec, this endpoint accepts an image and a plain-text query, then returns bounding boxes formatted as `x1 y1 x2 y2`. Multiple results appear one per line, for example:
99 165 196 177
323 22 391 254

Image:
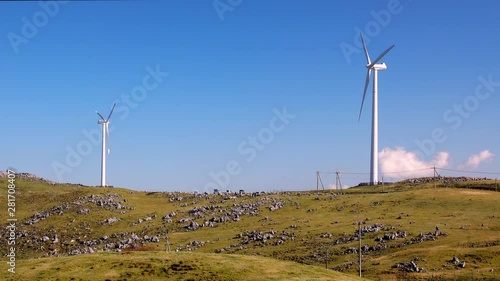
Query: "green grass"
0 177 499 280
2 251 368 281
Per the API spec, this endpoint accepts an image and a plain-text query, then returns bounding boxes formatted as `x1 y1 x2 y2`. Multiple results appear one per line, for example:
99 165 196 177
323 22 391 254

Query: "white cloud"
460 150 494 169
328 183 350 189
379 147 449 180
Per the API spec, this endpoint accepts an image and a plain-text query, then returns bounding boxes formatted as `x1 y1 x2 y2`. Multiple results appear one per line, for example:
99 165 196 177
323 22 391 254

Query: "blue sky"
2 0 500 191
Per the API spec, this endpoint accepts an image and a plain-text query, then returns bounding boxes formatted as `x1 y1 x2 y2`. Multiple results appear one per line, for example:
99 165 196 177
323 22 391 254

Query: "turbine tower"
358 34 394 185
96 103 116 187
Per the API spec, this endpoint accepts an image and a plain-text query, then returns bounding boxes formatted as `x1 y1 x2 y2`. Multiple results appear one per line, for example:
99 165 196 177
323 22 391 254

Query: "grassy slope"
0 178 499 280
3 251 367 281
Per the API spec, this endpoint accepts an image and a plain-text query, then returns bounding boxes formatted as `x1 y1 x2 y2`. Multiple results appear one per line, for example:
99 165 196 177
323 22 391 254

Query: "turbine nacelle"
368 62 388 71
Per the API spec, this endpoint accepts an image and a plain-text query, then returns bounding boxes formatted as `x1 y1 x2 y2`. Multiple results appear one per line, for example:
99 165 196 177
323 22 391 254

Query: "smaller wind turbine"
96 103 116 187
358 34 394 185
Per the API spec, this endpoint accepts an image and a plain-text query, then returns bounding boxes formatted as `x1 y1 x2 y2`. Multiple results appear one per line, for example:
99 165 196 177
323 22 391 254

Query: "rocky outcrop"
0 171 60 185
393 259 423 272
24 194 128 225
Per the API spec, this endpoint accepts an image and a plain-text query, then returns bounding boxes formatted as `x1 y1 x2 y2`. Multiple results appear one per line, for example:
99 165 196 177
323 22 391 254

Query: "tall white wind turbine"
358 34 394 185
96 103 116 187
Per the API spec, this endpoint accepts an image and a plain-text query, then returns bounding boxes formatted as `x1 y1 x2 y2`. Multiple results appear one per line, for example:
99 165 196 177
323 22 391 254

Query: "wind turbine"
358 34 394 185
96 103 116 187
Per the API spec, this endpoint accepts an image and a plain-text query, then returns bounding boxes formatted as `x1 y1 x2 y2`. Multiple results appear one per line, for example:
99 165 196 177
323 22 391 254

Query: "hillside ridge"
1 176 499 280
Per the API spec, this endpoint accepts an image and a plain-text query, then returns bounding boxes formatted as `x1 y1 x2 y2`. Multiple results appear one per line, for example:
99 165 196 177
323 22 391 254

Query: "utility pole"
326 248 329 269
316 171 319 191
165 231 170 252
496 178 498 192
336 170 342 190
433 166 437 188
316 172 325 191
358 215 362 277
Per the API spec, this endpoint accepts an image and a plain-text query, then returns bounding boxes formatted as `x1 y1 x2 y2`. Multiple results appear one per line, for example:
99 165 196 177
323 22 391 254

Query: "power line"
315 167 500 189
318 168 434 175
318 167 499 176
437 168 500 175
381 168 434 174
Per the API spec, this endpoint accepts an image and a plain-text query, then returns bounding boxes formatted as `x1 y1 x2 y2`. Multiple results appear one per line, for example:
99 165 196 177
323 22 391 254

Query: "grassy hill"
1 177 499 280
3 251 367 281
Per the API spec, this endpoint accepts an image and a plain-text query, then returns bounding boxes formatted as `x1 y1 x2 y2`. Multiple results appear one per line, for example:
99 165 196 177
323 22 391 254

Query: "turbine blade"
96 111 105 120
106 103 116 121
360 34 371 64
368 44 395 67
358 69 371 122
